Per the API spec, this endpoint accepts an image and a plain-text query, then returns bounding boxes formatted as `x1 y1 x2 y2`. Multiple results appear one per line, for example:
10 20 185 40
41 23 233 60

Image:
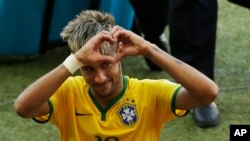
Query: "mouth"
92 81 110 90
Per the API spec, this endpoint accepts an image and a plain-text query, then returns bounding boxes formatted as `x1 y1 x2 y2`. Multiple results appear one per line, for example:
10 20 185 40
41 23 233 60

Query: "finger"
111 25 124 34
111 26 125 41
92 31 115 50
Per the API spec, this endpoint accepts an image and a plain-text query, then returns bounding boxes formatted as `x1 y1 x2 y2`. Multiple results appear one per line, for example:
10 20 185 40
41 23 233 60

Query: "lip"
93 81 110 91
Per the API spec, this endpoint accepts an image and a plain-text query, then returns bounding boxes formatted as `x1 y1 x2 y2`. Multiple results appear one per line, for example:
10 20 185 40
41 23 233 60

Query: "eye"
82 66 94 72
101 62 113 68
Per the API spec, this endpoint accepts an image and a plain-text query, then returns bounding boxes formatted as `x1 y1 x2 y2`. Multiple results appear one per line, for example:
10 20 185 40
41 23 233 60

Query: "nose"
94 70 107 84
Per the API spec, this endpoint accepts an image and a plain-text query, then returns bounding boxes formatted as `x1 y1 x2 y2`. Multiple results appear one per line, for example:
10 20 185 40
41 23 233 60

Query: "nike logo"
75 112 93 116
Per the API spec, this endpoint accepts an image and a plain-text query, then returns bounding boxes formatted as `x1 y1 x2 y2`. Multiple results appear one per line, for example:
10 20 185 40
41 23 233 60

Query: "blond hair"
60 10 116 53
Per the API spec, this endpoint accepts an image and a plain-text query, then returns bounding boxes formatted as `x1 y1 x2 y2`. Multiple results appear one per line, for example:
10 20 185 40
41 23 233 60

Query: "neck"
92 75 124 110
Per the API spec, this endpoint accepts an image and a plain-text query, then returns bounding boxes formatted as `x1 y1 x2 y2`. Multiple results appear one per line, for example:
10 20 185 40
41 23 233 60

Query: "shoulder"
126 76 176 88
53 76 88 99
63 76 88 88
126 76 181 99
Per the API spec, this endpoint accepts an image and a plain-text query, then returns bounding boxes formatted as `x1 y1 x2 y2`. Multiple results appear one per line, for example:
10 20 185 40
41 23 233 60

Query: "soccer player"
14 10 219 141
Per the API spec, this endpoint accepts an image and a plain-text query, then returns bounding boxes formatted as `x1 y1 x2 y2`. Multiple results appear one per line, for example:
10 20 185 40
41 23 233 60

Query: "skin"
79 50 123 109
14 26 219 118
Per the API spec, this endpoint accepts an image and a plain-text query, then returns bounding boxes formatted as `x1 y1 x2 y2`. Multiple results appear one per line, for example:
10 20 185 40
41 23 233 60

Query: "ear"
114 42 125 63
117 42 124 54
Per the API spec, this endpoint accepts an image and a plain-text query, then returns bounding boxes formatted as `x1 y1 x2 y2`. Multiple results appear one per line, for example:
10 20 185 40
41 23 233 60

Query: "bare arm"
112 26 219 110
144 45 219 109
14 64 71 118
14 31 116 118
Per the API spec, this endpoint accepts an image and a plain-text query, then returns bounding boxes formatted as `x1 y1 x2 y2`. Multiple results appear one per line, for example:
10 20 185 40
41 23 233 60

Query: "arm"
14 31 116 118
112 26 219 110
14 65 70 118
144 45 219 109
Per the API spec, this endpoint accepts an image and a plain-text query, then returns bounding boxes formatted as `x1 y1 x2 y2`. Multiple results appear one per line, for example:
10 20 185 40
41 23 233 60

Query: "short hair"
60 10 116 53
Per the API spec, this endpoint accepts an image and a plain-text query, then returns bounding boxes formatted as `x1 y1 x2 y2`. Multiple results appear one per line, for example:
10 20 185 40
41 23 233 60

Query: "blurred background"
0 0 134 57
0 0 249 140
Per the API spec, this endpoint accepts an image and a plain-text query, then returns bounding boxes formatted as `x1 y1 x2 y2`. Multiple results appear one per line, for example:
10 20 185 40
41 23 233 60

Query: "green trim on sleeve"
48 100 54 115
171 86 189 117
32 100 54 124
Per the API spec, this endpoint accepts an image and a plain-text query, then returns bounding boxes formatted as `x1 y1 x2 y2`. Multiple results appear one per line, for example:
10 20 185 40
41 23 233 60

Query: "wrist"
141 41 156 57
63 54 83 74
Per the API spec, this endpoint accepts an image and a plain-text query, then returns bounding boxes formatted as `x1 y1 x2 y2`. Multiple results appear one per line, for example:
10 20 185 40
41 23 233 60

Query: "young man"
14 10 219 141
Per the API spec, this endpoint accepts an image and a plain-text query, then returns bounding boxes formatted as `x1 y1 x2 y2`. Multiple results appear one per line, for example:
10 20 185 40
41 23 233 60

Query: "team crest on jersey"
117 104 138 126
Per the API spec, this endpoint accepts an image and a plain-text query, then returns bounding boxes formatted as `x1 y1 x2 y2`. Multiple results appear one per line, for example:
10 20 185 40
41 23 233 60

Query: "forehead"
82 56 116 68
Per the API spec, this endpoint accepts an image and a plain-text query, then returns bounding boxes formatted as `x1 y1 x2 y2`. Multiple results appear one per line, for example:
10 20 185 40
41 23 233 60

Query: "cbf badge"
118 104 138 126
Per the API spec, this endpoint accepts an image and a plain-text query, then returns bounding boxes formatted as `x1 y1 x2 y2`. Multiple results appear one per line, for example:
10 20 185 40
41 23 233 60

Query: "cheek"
82 75 92 84
80 71 93 83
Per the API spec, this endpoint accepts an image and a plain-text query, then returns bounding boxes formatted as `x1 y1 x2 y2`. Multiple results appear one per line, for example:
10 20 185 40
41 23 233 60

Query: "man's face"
80 55 123 99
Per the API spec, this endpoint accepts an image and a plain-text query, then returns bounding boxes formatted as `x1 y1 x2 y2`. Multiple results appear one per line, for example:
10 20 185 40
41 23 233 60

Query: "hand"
74 31 116 64
111 26 150 62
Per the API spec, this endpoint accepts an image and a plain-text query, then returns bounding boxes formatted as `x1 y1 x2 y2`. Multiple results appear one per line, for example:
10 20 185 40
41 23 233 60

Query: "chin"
92 81 117 97
93 87 113 97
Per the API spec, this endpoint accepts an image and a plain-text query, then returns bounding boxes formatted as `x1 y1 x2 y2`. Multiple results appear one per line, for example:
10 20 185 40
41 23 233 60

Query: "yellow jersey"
34 76 188 141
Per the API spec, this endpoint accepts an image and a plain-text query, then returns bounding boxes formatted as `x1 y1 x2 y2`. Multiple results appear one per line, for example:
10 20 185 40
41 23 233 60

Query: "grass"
0 0 250 140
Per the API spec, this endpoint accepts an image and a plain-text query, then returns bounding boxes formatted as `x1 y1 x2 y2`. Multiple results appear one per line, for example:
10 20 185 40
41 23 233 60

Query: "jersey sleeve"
32 77 79 125
32 100 53 123
171 87 189 117
32 82 68 124
154 79 188 124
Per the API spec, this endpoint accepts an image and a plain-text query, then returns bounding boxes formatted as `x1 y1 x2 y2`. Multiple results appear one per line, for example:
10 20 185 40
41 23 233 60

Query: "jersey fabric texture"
33 76 188 141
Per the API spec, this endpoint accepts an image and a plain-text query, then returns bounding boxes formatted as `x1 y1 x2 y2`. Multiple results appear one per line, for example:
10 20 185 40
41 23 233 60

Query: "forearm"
14 64 71 117
143 43 219 102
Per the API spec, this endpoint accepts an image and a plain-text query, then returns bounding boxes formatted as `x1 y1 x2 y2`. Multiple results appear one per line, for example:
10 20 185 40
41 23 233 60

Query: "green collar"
88 76 128 120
